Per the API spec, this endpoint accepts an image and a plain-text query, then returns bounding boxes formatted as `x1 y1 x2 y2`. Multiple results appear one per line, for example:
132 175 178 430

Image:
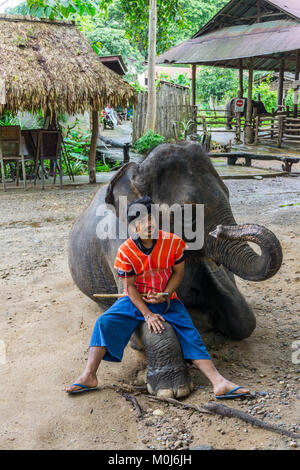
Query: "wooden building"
158 0 300 145
0 15 136 183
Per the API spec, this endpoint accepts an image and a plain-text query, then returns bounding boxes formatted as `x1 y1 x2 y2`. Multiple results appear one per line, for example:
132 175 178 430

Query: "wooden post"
257 0 261 22
244 58 254 144
89 110 99 184
254 116 259 144
294 50 300 117
238 59 243 98
191 64 196 106
278 115 284 148
202 116 207 136
277 58 285 109
191 64 197 133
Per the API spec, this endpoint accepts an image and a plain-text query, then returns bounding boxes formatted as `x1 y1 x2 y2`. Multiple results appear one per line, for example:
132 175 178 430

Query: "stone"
153 409 164 416
289 441 297 448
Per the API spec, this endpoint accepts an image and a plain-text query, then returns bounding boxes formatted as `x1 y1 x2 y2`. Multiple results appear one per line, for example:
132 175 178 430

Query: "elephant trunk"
208 224 283 281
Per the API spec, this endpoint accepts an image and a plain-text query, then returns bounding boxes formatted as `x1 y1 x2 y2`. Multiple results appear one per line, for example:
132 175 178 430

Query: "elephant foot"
136 322 193 399
147 377 193 399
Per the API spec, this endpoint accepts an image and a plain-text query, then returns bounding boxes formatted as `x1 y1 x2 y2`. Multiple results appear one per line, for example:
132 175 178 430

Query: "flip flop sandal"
215 386 250 399
65 383 100 394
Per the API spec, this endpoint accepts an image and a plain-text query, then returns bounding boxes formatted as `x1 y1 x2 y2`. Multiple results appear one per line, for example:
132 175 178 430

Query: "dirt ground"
0 172 299 450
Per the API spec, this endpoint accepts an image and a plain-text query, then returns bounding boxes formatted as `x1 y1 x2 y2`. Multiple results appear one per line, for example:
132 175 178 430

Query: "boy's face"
135 213 157 239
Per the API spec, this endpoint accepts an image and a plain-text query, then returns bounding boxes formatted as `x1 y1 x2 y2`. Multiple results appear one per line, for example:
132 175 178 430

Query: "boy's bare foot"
214 379 249 397
63 372 98 392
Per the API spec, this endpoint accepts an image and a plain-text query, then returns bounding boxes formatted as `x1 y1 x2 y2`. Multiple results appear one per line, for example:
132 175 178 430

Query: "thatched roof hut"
0 14 137 184
0 14 136 115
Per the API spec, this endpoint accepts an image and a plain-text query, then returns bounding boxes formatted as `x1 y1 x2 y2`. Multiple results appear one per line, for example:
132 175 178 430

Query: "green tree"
82 23 145 74
173 0 228 43
196 67 239 105
5 1 31 14
253 78 278 112
26 0 186 56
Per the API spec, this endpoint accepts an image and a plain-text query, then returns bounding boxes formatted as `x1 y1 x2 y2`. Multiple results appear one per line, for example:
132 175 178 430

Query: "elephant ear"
105 162 143 213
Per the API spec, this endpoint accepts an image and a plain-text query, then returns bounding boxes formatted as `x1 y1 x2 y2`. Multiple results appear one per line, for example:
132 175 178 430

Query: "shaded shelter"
0 14 136 183
158 0 300 143
99 55 128 76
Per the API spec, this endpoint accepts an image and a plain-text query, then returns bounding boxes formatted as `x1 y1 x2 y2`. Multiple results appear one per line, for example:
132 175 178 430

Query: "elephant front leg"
135 322 193 398
202 259 256 340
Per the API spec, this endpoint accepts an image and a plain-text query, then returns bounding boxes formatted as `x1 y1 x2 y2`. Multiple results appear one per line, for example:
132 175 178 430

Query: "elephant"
68 141 283 398
225 97 268 129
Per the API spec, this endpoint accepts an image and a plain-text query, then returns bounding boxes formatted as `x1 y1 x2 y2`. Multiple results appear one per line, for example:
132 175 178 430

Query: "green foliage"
171 0 228 43
5 1 31 15
61 125 120 175
130 81 147 93
156 72 190 88
132 130 166 154
285 88 295 109
196 67 239 105
22 0 231 73
26 0 104 20
0 112 18 127
0 111 44 129
25 0 188 57
82 21 145 74
60 125 90 174
177 119 195 139
120 0 186 56
253 75 278 112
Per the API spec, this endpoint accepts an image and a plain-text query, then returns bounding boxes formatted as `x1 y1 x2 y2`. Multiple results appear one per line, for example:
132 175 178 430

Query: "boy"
64 196 249 399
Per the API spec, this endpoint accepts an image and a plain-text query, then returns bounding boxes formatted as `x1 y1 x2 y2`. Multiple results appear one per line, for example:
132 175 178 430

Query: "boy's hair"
127 195 156 224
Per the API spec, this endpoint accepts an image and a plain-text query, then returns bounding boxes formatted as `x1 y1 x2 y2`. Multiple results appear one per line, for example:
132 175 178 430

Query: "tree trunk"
89 110 99 184
144 0 157 133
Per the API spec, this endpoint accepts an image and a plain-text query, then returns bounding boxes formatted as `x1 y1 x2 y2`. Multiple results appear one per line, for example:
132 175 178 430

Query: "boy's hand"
144 292 167 304
144 312 166 334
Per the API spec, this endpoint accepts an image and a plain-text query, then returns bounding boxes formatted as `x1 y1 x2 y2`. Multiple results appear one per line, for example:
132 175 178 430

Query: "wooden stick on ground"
103 383 300 439
122 392 146 419
146 394 300 440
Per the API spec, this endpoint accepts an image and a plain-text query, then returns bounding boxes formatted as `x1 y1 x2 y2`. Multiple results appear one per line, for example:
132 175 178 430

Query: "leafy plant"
157 72 190 88
129 81 147 93
196 67 239 105
177 119 195 139
132 130 166 154
0 111 44 129
252 74 278 112
0 112 18 126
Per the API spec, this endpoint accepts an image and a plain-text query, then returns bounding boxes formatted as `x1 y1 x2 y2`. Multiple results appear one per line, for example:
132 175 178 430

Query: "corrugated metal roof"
194 0 300 38
157 20 300 71
268 0 300 19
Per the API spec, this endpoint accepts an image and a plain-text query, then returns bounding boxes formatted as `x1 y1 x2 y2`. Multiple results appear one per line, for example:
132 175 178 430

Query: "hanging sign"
234 98 246 112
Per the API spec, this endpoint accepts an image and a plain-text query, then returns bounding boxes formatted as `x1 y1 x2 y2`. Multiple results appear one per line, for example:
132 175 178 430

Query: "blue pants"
89 296 211 362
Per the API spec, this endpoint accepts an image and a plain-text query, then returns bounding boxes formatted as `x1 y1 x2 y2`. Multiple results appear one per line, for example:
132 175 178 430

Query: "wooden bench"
208 152 299 173
97 134 131 163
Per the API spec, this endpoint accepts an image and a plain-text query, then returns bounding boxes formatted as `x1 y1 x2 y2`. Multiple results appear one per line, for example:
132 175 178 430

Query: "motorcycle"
101 109 115 130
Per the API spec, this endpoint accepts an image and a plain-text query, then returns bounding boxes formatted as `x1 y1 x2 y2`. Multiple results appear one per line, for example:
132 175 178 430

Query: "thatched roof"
0 14 136 116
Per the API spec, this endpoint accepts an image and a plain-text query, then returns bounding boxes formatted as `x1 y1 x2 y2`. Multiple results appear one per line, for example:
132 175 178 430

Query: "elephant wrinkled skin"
68 142 283 398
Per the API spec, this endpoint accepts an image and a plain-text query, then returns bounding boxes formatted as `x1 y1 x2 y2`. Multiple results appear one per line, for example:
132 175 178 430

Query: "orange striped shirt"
114 230 186 300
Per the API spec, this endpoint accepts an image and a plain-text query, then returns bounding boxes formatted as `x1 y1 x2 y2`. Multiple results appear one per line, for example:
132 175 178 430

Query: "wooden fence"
132 81 196 142
255 114 300 147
